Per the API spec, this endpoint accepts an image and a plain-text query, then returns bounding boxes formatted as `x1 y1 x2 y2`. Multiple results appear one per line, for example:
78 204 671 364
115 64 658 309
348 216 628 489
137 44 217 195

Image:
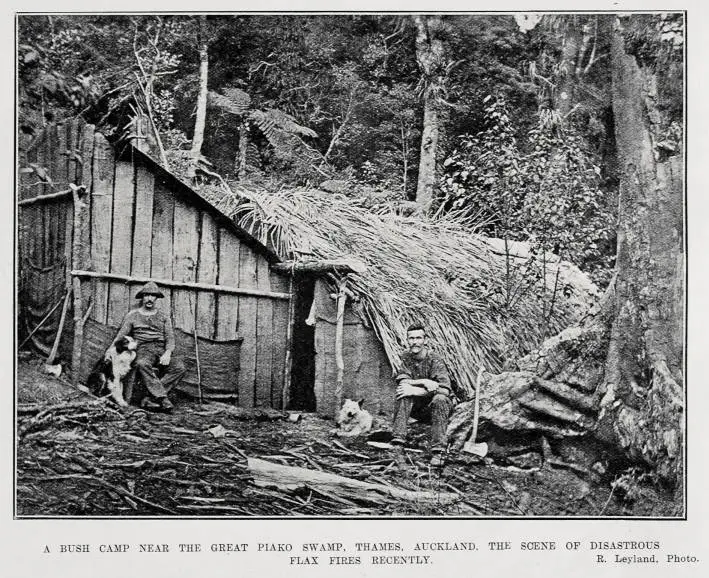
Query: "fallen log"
247 457 458 506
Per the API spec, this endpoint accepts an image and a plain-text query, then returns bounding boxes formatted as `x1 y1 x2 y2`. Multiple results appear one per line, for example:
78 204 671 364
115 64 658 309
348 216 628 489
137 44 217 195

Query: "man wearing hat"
110 281 186 412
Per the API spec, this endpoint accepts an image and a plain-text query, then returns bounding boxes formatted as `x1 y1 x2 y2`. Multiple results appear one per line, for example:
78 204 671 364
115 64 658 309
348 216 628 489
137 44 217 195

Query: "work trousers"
392 392 453 452
124 342 186 403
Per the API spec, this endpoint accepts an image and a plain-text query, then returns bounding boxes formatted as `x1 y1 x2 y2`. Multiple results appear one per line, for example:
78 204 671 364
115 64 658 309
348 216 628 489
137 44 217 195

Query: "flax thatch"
202 187 598 400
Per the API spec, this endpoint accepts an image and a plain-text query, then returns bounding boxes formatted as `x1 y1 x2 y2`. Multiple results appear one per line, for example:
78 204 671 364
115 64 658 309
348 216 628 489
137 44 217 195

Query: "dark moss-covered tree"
449 14 684 486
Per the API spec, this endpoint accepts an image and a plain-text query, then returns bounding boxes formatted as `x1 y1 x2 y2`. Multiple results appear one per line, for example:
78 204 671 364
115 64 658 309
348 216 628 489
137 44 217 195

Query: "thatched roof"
202 187 599 399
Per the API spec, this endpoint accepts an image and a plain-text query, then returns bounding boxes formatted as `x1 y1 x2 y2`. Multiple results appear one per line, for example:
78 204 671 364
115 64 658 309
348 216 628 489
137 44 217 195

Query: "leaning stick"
46 289 72 365
192 294 203 404
19 293 67 349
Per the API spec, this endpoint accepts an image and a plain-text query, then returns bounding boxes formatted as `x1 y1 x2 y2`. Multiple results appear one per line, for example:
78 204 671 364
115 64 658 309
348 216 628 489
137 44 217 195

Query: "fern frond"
250 109 277 141
254 108 318 139
209 88 251 115
245 141 260 169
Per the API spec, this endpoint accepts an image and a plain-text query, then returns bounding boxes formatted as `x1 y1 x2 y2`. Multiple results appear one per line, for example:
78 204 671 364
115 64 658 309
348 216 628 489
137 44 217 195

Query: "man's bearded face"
406 329 426 354
142 294 158 309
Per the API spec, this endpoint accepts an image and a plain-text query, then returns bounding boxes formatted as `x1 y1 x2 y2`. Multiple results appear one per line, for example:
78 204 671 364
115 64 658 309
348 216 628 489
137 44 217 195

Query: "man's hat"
136 281 165 299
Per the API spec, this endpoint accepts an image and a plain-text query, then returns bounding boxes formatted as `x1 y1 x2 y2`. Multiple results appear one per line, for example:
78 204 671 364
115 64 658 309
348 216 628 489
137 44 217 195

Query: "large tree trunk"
413 15 445 211
188 17 209 180
450 16 684 484
595 16 684 481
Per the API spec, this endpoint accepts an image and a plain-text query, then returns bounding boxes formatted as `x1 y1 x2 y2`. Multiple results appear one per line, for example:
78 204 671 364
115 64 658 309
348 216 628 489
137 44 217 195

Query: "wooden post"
70 185 88 385
281 274 295 410
333 277 348 417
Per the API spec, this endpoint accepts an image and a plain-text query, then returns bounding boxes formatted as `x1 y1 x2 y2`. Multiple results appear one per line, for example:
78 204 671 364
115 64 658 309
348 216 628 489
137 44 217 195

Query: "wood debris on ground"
16 361 679 518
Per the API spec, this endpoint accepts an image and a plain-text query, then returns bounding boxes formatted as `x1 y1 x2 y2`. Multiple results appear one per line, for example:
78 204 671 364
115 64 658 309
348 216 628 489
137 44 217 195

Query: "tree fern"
209 87 251 115
209 85 328 179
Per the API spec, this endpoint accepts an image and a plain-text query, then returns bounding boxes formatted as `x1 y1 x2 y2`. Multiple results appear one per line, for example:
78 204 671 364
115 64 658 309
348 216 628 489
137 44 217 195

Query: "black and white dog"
87 336 138 407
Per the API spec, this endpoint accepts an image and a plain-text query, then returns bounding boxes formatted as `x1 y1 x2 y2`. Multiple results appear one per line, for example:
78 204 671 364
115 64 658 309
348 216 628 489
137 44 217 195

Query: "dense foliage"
17 13 635 285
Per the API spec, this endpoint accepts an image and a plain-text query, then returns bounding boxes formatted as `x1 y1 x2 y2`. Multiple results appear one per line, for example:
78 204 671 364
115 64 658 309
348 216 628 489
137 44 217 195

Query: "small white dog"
87 336 138 407
334 398 373 438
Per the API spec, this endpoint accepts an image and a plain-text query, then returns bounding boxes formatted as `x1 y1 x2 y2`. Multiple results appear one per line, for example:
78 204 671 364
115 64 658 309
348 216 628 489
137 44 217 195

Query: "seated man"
392 322 454 467
110 281 186 412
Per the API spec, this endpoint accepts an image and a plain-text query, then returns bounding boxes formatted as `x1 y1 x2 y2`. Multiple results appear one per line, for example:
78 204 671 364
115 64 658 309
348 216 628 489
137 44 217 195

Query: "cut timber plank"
77 124 95 273
172 200 200 333
53 123 70 263
68 119 82 184
51 124 65 267
150 179 175 315
24 129 43 262
270 272 290 409
129 160 155 302
107 160 135 326
215 230 240 340
90 133 115 323
18 144 30 261
255 258 273 407
237 244 258 408
42 124 58 267
19 131 39 201
247 458 458 506
63 122 80 283
196 212 218 339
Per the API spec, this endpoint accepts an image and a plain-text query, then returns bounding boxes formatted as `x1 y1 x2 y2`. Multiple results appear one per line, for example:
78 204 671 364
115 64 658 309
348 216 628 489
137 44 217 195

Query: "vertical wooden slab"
55 122 70 188
51 124 68 264
197 212 218 339
129 160 155 302
215 229 240 340
270 271 290 409
39 128 51 265
27 207 41 267
90 134 115 323
29 132 44 264
237 244 258 408
68 119 83 184
150 179 174 315
18 140 29 263
314 317 337 417
22 130 43 262
255 257 274 407
77 124 95 271
20 132 38 201
63 121 80 276
172 199 200 332
42 125 55 266
107 160 135 325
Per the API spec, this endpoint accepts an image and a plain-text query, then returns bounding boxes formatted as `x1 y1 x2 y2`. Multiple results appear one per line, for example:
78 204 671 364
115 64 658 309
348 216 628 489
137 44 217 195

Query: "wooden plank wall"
80 127 290 407
312 279 395 418
18 121 76 355
20 119 292 407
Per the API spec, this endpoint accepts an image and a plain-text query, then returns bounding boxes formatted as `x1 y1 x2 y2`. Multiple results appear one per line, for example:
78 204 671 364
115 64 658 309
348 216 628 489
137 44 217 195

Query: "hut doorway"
288 275 317 411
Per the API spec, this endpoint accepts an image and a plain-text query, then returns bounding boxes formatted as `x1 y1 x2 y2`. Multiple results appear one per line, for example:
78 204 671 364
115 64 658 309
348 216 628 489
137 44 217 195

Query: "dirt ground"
15 356 681 518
